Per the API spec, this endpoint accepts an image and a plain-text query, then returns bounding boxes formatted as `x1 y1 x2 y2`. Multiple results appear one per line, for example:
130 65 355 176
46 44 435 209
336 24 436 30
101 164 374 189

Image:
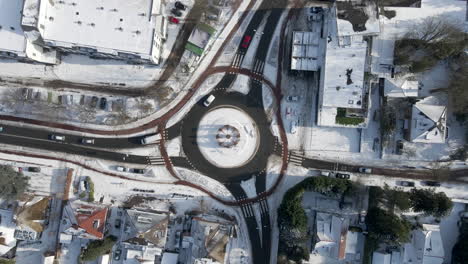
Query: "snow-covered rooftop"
336 0 380 37
0 0 27 55
410 97 447 144
313 212 348 260
403 224 445 264
0 208 17 255
291 31 319 71
37 0 162 58
322 8 368 109
384 77 419 98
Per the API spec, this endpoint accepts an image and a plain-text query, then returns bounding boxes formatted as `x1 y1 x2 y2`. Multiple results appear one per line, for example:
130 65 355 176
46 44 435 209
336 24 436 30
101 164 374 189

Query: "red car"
241 35 252 48
169 16 179 24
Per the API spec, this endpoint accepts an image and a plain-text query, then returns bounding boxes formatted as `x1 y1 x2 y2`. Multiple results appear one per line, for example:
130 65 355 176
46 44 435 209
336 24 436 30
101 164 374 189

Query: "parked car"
81 138 95 144
399 181 415 187
116 166 128 172
49 134 65 141
114 249 122 260
290 120 297 134
27 167 41 172
90 96 99 108
99 97 107 110
203 95 215 107
335 173 350 179
321 171 332 177
115 219 122 229
310 6 323 13
241 35 252 49
358 167 372 174
423 181 441 187
171 8 182 17
286 96 299 102
0 127 3 132
175 1 186 10
396 140 404 155
131 168 145 174
359 211 366 223
169 16 180 24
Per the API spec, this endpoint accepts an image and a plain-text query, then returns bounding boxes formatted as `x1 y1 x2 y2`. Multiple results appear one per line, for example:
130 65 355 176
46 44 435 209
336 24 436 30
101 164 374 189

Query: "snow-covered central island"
196 107 260 168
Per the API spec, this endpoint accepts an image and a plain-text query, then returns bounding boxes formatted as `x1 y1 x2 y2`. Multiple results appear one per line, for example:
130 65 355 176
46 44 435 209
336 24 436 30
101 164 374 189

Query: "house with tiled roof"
14 196 51 241
311 212 349 260
61 201 109 240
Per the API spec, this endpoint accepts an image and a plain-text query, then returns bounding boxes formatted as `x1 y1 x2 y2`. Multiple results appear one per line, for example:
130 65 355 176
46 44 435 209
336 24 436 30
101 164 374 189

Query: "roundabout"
197 107 260 168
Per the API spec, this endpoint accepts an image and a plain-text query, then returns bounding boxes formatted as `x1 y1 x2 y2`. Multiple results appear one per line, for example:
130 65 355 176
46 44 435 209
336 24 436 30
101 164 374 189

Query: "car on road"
171 8 182 17
81 138 95 144
399 181 415 187
358 167 372 174
203 95 215 107
99 97 107 110
423 180 441 187
49 134 65 141
116 166 129 172
241 35 252 49
286 96 299 102
0 127 3 132
115 219 121 229
335 173 350 179
169 16 179 24
130 168 145 174
90 96 99 108
114 249 122 261
175 1 186 10
27 167 41 172
290 120 297 134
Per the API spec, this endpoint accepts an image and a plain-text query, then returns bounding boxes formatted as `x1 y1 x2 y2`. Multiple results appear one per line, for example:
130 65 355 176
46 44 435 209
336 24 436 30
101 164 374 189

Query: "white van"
141 134 162 144
203 95 215 107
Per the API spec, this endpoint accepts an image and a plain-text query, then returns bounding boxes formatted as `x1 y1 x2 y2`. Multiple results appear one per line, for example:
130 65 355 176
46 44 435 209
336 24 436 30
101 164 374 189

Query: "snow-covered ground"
197 107 259 168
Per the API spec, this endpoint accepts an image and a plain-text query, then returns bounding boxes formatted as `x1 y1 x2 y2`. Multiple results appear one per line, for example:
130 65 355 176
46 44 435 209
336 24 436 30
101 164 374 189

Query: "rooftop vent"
97 7 104 10
110 8 118 12
115 27 123 31
10 26 15 30
49 16 54 21
75 21 82 25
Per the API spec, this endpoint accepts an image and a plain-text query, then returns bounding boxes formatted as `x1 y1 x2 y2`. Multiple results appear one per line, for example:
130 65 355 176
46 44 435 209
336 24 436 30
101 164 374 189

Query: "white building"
402 224 445 264
384 77 419 98
409 97 447 144
291 31 320 71
317 5 371 127
0 0 27 59
21 0 167 64
312 212 349 260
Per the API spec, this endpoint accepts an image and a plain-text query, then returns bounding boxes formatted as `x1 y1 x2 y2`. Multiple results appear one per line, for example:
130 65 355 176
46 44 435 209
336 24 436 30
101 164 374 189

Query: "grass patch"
336 108 365 126
81 236 117 261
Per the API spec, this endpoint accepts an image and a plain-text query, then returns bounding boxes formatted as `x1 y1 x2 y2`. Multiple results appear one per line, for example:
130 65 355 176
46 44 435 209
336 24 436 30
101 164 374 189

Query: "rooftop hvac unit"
136 216 153 224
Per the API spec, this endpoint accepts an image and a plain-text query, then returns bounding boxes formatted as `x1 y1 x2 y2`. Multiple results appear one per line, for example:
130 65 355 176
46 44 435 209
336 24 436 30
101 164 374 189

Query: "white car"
116 166 128 172
290 121 297 134
286 96 299 102
358 167 372 174
203 95 215 107
49 134 65 141
81 138 95 144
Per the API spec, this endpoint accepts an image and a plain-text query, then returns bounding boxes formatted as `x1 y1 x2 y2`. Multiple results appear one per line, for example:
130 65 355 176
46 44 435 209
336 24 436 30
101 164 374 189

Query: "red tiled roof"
338 230 347 259
75 207 108 239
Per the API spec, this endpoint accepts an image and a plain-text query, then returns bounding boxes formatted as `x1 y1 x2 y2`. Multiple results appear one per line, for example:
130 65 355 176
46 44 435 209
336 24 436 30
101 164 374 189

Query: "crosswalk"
232 52 245 68
258 198 269 216
146 156 165 165
288 151 304 166
252 59 265 75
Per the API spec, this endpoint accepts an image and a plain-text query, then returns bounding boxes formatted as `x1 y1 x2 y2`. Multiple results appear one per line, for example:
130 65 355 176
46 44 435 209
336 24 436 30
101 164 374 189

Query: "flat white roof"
291 31 319 71
37 0 161 56
322 9 367 109
0 0 27 54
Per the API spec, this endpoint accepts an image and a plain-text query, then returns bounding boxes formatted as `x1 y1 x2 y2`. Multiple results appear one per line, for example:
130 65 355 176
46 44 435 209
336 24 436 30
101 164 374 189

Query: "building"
317 5 372 127
372 251 391 264
125 208 169 248
0 207 17 257
311 212 349 260
123 238 163 264
291 31 320 71
21 0 166 64
185 23 217 57
383 77 419 98
0 0 27 59
408 97 447 144
161 252 179 264
61 201 109 240
14 196 51 241
402 224 445 264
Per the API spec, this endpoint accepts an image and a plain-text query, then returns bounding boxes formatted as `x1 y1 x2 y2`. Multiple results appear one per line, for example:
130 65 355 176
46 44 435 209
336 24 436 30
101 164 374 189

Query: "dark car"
27 167 41 172
400 181 415 187
175 1 186 10
423 181 441 187
171 8 182 17
115 219 121 229
310 7 323 13
99 97 107 110
241 35 252 49
131 168 145 174
335 173 350 179
90 96 99 108
114 249 122 260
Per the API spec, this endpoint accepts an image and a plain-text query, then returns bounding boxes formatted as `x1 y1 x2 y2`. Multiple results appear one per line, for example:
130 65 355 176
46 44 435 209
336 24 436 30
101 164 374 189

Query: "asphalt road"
0 124 157 149
0 133 148 165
